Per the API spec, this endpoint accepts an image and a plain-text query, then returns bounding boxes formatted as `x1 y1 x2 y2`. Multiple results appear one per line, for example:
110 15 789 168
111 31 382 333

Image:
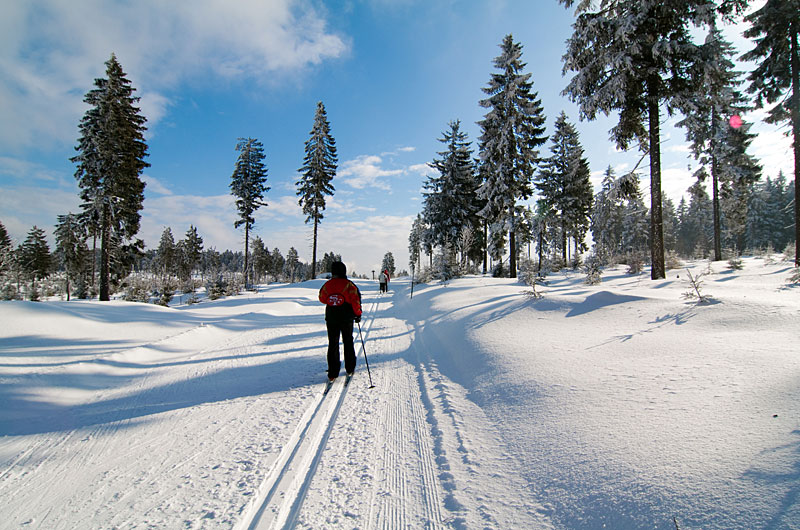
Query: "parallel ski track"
236 297 379 530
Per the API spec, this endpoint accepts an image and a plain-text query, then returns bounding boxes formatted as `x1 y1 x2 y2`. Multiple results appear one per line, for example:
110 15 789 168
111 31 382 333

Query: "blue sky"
0 0 791 276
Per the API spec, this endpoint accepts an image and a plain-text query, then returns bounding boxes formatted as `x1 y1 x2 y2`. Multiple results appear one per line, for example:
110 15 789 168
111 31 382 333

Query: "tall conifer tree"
230 137 269 287
559 1 746 278
423 120 480 253
478 34 548 278
742 0 800 264
297 102 337 279
72 54 149 300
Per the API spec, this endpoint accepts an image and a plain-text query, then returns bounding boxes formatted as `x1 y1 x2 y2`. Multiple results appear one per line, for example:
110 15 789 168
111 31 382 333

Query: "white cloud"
142 175 173 196
337 155 403 190
0 0 349 151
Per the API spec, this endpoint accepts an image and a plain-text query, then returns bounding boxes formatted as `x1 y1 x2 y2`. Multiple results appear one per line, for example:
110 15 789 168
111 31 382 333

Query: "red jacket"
319 278 362 319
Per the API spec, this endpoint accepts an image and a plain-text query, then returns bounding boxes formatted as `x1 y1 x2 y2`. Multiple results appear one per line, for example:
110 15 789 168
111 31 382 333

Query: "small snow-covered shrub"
626 253 644 275
665 251 683 270
583 254 603 285
206 277 226 300
682 268 712 304
788 268 800 286
727 255 743 271
783 242 796 263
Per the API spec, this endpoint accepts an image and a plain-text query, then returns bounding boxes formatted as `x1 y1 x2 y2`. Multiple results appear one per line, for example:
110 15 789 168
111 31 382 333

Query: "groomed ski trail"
235 298 379 530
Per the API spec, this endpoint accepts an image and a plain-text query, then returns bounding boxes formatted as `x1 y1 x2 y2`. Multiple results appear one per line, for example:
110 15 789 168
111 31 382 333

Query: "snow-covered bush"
665 251 683 270
783 242 796 263
727 256 744 271
206 277 226 300
682 268 712 304
788 268 800 286
122 275 154 303
583 254 603 285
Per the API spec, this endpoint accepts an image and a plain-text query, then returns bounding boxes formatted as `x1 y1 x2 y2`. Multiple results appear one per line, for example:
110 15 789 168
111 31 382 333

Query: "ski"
344 373 353 386
323 379 335 395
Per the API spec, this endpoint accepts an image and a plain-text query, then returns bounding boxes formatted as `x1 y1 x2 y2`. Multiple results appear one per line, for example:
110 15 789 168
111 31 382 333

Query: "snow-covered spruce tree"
408 214 425 274
742 0 800 265
559 0 745 279
591 167 626 263
381 252 396 276
182 225 204 279
423 120 480 268
620 176 650 267
284 247 300 283
18 226 52 300
72 54 149 301
230 137 269 288
535 111 593 264
154 227 176 282
678 21 760 260
680 179 715 258
477 34 548 279
297 102 337 279
251 237 270 285
55 213 89 301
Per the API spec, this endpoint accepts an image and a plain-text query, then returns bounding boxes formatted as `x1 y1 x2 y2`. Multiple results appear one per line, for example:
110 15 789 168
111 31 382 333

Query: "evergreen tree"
680 179 715 257
183 225 204 275
0 221 13 276
620 178 650 259
319 251 342 276
297 102 337 279
559 0 745 278
381 252 396 276
270 248 285 281
230 137 269 287
679 22 760 259
408 214 425 273
72 54 149 300
662 195 679 253
55 213 89 300
155 227 176 280
477 34 548 278
742 0 800 264
19 226 52 300
251 236 271 284
591 167 627 263
284 247 300 283
536 111 593 263
423 120 480 255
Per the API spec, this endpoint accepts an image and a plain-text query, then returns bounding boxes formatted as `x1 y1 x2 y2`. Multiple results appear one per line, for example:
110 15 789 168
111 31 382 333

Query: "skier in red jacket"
318 261 362 381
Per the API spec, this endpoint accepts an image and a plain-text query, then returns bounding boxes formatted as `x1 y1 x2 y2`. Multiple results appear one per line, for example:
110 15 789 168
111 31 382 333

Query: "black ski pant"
326 317 356 378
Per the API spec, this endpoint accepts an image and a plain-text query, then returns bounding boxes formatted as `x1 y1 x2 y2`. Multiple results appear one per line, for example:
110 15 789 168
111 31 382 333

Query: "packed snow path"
2 259 799 529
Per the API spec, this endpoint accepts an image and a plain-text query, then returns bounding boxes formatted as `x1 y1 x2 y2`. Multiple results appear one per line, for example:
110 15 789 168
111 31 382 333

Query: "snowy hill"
1 258 799 529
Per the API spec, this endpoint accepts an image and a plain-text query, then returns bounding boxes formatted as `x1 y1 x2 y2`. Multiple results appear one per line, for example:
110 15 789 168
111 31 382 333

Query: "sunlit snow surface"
1 257 799 529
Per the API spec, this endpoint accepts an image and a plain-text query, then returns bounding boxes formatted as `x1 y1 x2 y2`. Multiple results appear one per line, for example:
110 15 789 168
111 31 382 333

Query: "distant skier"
379 269 389 294
318 261 362 381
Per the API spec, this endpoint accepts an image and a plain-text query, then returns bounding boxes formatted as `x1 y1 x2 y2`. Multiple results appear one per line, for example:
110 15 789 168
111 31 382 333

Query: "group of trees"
412 0 798 280
0 55 369 302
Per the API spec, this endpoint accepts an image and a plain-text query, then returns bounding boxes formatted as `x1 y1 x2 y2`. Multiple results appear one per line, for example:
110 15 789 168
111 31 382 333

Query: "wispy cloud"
0 0 349 151
337 155 403 190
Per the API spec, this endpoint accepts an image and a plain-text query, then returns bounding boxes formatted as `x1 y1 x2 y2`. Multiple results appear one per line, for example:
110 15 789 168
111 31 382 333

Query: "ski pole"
357 321 376 389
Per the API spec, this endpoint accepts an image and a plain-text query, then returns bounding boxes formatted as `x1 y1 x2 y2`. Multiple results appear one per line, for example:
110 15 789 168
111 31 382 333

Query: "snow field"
1 257 799 529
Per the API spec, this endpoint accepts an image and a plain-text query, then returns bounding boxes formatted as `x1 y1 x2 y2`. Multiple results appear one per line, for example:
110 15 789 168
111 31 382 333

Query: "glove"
354 315 361 323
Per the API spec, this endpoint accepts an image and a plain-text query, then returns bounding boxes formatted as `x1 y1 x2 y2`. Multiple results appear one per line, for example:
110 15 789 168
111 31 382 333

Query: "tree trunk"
244 223 250 288
647 75 666 280
483 221 488 274
509 206 517 278
311 215 318 280
791 20 799 266
99 206 110 301
711 108 722 261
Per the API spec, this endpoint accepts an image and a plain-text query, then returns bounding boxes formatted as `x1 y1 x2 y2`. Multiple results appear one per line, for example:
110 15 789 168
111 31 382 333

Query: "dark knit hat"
331 261 347 278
